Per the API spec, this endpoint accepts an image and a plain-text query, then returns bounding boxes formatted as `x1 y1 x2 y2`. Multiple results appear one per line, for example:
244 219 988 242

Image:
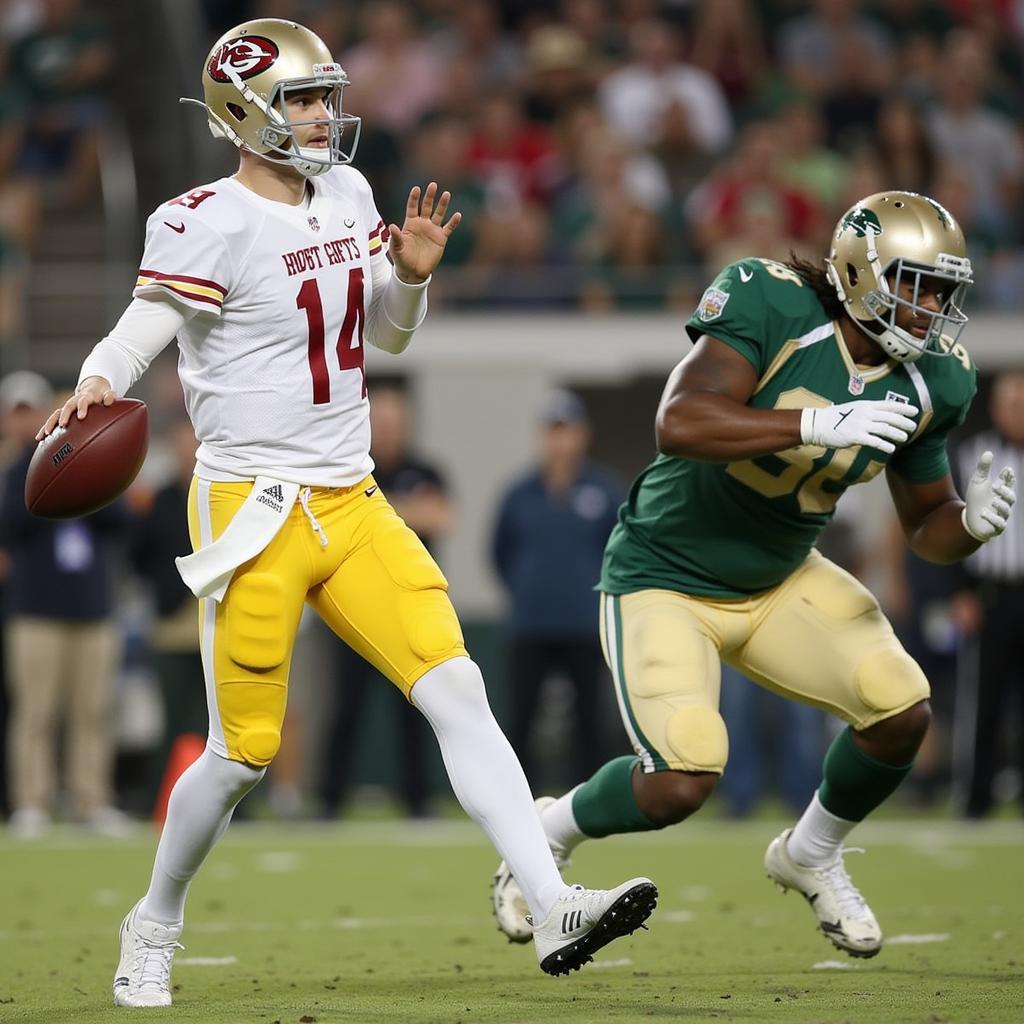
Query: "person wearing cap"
0 371 129 838
491 389 624 788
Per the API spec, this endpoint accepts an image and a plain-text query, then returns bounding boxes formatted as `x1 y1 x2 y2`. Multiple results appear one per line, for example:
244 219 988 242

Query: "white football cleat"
492 796 570 944
112 900 183 1007
533 877 658 975
765 829 882 958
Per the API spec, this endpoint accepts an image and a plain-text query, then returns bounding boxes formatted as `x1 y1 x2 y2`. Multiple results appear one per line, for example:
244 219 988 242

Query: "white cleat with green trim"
765 828 882 958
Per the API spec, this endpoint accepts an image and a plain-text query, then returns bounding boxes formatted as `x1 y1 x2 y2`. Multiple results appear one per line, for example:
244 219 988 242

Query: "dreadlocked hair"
783 251 845 320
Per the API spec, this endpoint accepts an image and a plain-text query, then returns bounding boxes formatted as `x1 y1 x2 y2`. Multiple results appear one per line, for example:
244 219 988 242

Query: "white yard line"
590 958 633 969
177 956 238 966
886 933 950 944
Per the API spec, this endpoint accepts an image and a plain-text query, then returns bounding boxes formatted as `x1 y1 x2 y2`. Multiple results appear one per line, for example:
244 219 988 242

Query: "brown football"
25 399 149 518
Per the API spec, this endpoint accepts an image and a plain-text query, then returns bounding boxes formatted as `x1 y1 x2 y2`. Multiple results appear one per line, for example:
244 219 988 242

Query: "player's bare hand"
389 181 461 285
36 376 116 439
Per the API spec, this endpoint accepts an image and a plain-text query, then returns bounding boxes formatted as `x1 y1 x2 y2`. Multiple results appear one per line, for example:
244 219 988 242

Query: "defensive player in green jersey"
492 191 1017 959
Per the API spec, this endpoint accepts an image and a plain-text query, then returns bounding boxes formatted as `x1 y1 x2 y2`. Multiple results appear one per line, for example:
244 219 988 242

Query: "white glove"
962 450 1016 542
800 400 919 455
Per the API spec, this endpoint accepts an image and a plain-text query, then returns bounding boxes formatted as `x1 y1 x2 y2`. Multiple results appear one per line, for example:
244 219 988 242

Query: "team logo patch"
848 373 864 396
840 206 883 239
696 286 730 322
308 216 320 232
208 35 279 83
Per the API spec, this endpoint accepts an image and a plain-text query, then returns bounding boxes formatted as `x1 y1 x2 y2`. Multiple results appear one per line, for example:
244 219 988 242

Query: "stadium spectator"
128 417 207 810
393 114 484 275
872 0 955 46
342 1 442 136
5 0 112 212
466 89 560 209
818 31 889 152
926 29 1024 241
777 98 851 216
872 95 938 196
688 0 767 116
318 383 453 820
491 389 623 789
949 372 1024 818
0 371 127 837
431 0 522 92
777 0 893 95
597 19 733 156
522 24 594 126
551 104 672 252
686 118 822 271
560 0 625 67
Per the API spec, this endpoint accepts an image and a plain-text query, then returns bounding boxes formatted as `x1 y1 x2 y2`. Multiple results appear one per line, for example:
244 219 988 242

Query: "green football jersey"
601 257 977 598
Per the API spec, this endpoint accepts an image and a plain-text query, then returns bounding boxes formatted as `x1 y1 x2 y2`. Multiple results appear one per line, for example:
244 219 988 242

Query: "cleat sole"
540 882 658 977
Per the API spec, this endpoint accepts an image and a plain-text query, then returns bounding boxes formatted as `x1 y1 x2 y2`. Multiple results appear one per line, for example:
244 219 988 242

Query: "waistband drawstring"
299 487 329 547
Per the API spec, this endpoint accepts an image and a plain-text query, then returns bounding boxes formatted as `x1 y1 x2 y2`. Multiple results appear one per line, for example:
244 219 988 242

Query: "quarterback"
39 20 656 1009
493 191 1016 958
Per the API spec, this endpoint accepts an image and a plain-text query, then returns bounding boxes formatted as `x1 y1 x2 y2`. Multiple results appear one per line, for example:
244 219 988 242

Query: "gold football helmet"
182 18 360 177
825 191 972 363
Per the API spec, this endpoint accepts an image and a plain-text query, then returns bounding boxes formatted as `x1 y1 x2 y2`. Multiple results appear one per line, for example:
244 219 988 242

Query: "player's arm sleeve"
358 180 430 355
133 211 231 315
78 295 194 396
364 254 430 355
683 262 771 376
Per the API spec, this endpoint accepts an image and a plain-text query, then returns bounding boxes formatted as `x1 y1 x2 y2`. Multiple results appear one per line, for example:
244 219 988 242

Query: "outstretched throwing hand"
389 182 461 285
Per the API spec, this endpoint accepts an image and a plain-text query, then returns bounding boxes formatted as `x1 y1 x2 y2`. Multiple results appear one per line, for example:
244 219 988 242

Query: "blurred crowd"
1 0 1024 340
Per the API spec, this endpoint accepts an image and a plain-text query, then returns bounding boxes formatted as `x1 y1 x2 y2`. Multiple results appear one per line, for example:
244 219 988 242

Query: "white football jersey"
134 167 391 486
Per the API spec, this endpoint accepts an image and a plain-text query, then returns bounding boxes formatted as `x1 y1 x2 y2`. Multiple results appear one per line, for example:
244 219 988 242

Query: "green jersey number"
726 388 885 514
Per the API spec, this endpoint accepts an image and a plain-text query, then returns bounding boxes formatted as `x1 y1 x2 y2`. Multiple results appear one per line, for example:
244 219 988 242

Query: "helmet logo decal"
923 197 952 228
839 207 883 239
208 36 279 82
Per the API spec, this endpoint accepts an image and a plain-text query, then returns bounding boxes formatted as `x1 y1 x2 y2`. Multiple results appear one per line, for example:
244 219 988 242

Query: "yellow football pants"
188 476 467 767
600 550 930 774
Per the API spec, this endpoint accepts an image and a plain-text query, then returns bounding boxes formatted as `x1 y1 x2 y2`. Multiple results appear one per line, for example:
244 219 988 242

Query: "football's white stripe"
602 594 655 772
197 478 227 757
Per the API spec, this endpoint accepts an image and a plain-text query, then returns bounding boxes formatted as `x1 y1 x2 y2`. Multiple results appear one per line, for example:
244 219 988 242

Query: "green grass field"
2 818 1022 1024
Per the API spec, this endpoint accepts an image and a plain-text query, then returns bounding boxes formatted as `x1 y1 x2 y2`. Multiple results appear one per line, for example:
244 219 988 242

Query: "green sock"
570 756 659 838
818 726 914 822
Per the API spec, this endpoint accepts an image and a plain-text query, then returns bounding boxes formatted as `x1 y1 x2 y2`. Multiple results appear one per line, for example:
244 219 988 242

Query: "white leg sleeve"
139 748 264 927
411 657 567 922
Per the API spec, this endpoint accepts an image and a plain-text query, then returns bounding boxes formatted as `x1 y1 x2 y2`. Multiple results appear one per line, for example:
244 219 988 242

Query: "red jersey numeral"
296 268 366 406
169 189 216 209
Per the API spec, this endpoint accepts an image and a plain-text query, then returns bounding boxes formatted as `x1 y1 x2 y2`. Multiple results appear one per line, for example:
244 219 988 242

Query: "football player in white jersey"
38 19 657 1010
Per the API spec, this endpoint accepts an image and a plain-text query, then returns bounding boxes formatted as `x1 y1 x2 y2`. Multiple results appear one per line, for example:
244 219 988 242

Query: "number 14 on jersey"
296 269 366 405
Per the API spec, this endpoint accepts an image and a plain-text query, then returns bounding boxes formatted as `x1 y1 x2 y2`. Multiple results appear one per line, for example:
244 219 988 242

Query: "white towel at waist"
176 476 301 602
